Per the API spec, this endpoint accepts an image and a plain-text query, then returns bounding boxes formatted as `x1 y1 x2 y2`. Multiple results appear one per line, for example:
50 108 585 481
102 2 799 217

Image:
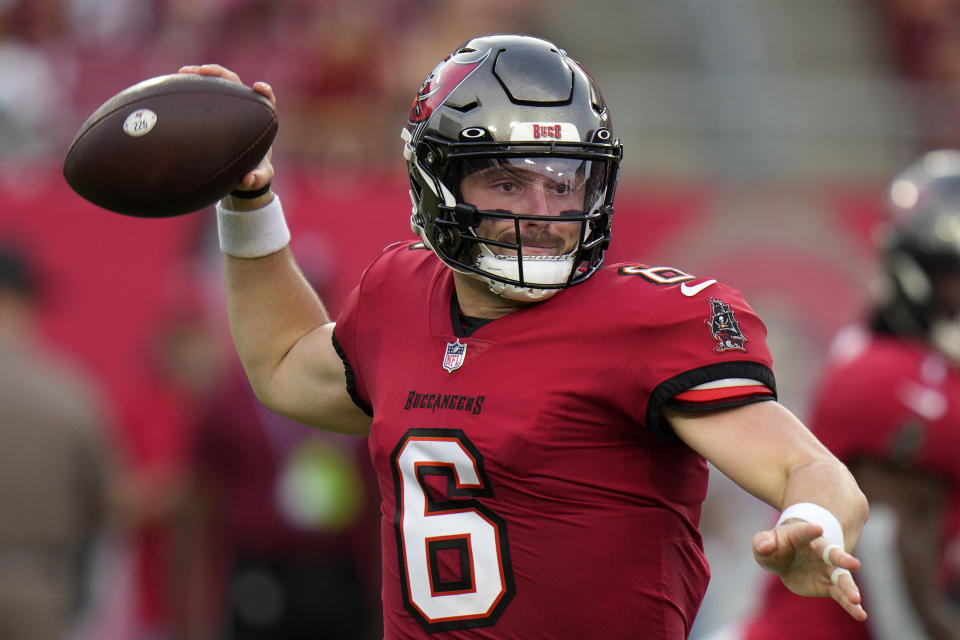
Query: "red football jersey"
743 327 960 640
334 243 775 639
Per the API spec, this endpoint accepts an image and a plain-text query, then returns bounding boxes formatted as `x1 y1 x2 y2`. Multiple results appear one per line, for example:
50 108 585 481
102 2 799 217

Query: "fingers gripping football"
178 65 276 195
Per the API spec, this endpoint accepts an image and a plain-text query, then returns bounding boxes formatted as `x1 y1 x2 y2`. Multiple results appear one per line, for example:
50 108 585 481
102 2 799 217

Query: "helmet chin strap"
473 245 575 301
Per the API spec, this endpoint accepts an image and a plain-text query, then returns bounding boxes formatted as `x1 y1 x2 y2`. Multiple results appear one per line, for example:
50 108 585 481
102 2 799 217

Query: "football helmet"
402 34 622 301
875 149 960 361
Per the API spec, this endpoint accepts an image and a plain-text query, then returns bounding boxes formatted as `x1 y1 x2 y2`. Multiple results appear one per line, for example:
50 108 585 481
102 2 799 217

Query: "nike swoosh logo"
680 279 717 296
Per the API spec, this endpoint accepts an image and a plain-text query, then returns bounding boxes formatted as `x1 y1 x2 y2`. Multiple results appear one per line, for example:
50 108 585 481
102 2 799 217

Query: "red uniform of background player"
740 150 960 640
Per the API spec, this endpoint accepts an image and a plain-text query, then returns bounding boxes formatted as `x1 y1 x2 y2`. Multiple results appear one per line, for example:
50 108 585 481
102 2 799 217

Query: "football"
63 73 278 218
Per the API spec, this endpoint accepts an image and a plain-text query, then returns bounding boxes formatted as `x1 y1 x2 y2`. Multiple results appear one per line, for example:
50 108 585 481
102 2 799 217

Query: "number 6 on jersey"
391 429 515 631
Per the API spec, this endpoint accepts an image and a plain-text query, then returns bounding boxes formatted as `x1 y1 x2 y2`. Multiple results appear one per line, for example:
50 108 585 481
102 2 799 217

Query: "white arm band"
776 502 845 550
216 195 291 258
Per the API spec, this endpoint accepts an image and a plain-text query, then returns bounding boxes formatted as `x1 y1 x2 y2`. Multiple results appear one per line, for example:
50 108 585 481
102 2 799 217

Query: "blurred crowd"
882 0 960 82
0 236 387 640
879 0 960 150
6 0 960 164
0 0 554 166
2 1 960 639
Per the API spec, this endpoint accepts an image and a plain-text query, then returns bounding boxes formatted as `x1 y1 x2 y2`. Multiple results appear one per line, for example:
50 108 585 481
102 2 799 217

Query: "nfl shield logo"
442 339 467 373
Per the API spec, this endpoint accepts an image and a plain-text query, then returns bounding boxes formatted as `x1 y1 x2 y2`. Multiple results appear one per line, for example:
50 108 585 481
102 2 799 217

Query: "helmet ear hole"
416 141 443 168
433 225 462 255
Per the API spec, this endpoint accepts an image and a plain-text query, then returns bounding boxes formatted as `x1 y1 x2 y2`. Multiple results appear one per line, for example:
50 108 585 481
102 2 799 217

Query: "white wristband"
216 195 291 258
776 502 844 550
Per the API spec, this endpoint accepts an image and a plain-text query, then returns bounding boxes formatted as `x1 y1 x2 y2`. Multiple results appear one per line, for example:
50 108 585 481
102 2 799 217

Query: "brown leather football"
63 73 278 218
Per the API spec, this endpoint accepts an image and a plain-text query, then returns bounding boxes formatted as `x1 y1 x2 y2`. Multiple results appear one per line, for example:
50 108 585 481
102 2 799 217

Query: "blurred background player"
182 360 381 640
732 149 960 639
0 241 117 640
178 253 381 640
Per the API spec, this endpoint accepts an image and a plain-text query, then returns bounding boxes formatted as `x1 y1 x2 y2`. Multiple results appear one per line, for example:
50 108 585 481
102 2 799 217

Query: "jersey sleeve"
332 284 373 417
621 282 776 440
332 240 429 417
332 242 412 416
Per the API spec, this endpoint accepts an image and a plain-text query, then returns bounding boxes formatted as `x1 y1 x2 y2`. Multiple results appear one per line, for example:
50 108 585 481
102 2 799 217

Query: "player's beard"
482 223 579 257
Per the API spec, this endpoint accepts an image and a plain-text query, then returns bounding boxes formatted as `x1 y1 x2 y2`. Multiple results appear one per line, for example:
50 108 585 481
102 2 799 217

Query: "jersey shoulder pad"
381 239 429 253
604 262 761 353
357 238 440 290
376 238 436 264
610 263 738 311
614 263 720 296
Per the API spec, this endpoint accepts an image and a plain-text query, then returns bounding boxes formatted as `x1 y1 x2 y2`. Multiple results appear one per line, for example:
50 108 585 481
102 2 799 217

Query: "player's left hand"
752 519 867 622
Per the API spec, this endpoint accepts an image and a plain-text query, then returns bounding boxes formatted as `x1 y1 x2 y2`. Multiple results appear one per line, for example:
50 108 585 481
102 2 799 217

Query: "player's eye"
491 180 518 193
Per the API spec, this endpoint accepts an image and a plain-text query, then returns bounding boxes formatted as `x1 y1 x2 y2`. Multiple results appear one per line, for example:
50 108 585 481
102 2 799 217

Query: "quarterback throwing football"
181 33 869 639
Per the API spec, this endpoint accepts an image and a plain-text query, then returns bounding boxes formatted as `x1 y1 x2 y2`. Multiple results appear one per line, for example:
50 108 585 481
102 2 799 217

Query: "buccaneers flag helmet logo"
409 48 491 124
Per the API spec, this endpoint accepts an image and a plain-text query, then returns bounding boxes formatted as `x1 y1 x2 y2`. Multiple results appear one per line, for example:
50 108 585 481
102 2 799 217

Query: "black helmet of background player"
873 149 960 361
402 34 623 301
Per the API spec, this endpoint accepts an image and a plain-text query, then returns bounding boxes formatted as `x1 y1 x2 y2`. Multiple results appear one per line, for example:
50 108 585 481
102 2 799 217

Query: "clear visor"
457 156 608 217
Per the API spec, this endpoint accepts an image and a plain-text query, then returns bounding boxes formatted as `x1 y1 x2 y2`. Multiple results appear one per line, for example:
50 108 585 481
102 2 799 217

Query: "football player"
180 33 868 639
736 150 960 640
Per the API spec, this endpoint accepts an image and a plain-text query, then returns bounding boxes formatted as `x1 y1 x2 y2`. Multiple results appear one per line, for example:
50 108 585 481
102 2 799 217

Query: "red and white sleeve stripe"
672 377 774 406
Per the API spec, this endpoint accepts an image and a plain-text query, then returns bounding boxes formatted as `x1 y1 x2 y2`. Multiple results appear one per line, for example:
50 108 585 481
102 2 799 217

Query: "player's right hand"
752 519 867 622
178 64 276 205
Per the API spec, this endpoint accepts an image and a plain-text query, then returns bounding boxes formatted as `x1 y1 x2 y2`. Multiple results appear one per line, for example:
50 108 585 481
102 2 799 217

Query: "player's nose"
521 184 552 216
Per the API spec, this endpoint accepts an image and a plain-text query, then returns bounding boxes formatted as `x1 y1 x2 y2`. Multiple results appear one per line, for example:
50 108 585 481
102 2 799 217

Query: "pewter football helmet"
402 34 622 301
877 149 960 360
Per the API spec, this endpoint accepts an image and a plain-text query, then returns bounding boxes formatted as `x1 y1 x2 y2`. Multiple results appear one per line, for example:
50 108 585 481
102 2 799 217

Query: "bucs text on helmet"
874 149 960 361
401 34 623 301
